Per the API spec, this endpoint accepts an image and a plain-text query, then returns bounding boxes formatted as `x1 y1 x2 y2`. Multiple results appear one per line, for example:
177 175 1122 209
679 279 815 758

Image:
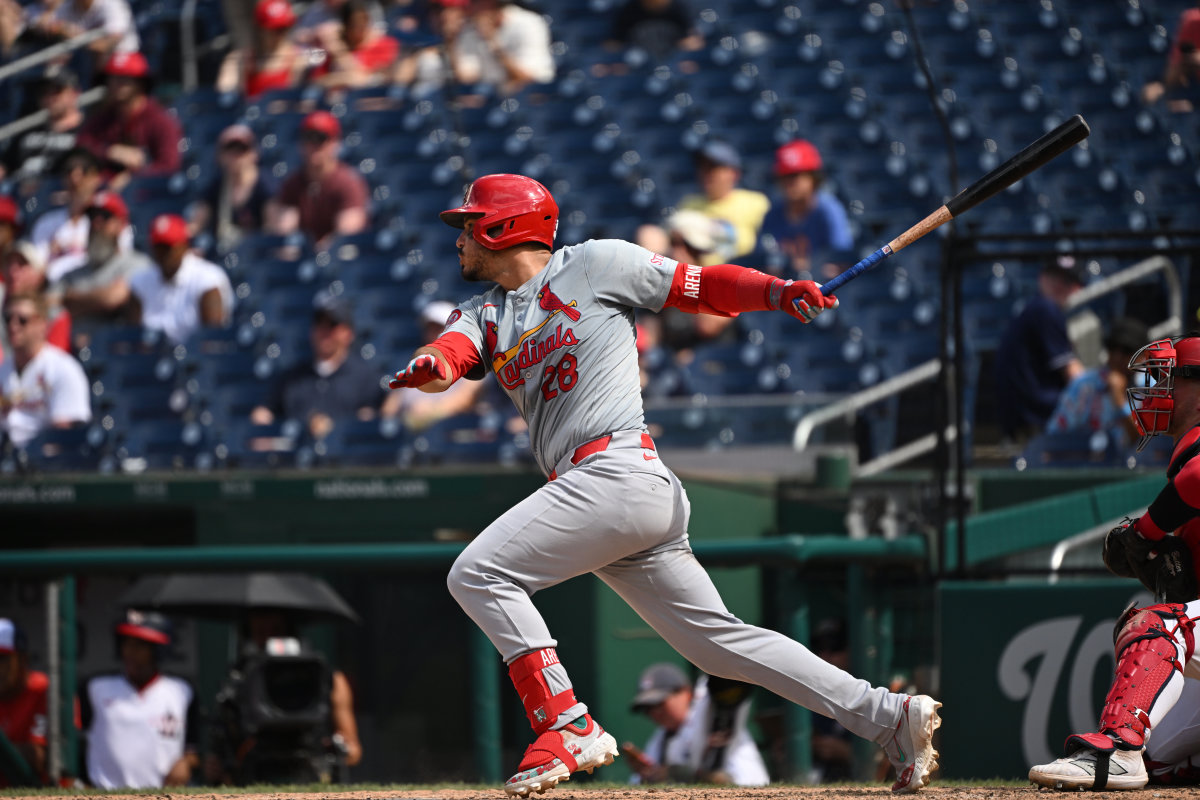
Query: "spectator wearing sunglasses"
189 124 276 254
265 111 368 250
0 291 91 448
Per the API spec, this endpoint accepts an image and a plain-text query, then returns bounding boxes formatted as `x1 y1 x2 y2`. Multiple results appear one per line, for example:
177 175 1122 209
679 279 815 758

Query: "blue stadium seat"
11 425 113 474
316 417 409 467
219 419 311 470
116 420 216 472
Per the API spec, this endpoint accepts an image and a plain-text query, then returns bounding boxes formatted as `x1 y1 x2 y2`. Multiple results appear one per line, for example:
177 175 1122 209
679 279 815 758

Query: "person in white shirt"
129 214 233 345
623 662 770 787
81 609 198 789
27 0 139 61
409 0 554 95
0 291 91 447
30 148 134 283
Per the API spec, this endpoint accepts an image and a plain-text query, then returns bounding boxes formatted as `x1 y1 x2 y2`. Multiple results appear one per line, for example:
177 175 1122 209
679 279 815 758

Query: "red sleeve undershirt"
662 263 783 317
428 331 484 382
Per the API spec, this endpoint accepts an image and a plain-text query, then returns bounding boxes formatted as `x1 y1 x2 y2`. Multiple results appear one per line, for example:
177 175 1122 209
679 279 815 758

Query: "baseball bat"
819 114 1091 296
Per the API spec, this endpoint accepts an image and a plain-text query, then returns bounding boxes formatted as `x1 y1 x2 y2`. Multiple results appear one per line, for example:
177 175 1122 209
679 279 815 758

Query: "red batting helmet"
440 174 558 250
1127 336 1200 451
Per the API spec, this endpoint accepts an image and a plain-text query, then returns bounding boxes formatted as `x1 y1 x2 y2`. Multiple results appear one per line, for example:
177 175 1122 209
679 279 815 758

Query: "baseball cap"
149 214 189 247
301 111 341 140
38 63 78 91
0 618 26 653
89 191 129 221
630 662 689 712
666 209 720 254
255 0 296 29
8 240 47 275
696 139 741 170
0 195 19 229
1043 254 1086 286
104 51 150 79
775 139 823 175
219 123 257 148
420 301 456 328
313 288 354 326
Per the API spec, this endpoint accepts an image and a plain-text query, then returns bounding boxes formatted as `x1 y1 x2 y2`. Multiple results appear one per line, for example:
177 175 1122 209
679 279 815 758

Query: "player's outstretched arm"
663 263 838 323
390 347 454 393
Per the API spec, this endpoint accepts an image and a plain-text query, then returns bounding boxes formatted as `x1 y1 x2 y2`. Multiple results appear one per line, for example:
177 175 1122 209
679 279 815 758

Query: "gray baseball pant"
446 430 905 745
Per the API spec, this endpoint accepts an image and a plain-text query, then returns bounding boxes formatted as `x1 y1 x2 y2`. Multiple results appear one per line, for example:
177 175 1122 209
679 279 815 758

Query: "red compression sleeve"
663 263 785 317
428 332 483 382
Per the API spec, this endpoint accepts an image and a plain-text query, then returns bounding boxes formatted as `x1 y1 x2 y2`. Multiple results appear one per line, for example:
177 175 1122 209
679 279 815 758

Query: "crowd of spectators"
0 0 1190 469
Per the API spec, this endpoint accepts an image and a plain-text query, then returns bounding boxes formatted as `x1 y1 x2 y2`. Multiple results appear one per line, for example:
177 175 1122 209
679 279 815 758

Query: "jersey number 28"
541 354 579 401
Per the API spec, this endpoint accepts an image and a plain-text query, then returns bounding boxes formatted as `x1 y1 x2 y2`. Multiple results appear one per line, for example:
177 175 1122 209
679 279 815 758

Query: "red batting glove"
388 354 449 389
772 279 839 323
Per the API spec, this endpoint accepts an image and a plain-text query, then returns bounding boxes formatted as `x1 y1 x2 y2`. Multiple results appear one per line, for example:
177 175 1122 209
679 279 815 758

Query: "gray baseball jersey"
442 239 678 474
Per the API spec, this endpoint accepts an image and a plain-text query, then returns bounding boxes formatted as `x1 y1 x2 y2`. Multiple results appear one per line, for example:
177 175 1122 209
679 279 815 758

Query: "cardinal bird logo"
537 283 581 321
485 321 500 361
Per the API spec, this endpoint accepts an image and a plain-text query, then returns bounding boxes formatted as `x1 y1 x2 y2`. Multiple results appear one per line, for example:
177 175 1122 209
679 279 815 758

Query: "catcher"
1030 334 1200 790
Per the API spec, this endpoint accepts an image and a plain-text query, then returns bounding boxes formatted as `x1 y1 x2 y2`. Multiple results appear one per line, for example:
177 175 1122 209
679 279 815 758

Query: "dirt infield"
24 787 1199 800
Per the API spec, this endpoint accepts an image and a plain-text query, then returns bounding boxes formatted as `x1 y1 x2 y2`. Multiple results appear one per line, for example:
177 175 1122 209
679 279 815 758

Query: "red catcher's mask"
1127 336 1200 450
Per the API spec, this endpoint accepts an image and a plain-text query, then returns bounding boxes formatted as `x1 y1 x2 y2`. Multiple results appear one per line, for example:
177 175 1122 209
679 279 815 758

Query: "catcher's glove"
1103 518 1199 603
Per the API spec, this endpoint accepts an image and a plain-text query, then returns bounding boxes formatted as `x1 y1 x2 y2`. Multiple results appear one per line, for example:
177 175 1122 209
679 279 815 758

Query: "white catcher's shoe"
883 694 942 793
1029 745 1148 791
504 714 617 797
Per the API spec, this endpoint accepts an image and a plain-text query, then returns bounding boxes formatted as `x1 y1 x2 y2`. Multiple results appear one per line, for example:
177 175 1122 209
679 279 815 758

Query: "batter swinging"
389 174 942 796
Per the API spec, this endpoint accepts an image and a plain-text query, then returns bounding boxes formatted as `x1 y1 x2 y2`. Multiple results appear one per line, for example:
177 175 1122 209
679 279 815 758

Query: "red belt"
549 433 655 481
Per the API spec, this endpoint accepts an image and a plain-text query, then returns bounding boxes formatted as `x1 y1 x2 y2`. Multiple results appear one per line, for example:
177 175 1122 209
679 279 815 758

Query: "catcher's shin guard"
1087 603 1195 749
509 648 582 735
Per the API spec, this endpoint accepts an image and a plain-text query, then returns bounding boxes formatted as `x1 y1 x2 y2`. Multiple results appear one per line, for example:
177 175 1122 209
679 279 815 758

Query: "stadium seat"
116 419 216 472
10 425 113 474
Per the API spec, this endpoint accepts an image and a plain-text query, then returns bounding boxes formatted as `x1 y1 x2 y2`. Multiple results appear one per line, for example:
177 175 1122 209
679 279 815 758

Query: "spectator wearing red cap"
30 147 134 284
216 0 308 98
128 214 232 345
759 139 853 280
0 618 50 787
26 0 139 62
76 52 183 182
266 111 368 248
310 0 400 90
55 191 151 327
189 124 276 254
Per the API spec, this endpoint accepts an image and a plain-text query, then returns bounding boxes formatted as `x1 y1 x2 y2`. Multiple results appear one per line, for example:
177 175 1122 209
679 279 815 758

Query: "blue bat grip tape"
820 245 892 295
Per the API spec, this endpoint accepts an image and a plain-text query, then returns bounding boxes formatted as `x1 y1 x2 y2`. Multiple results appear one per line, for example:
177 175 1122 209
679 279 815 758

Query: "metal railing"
792 357 941 464
791 254 1183 476
1064 254 1182 339
1048 508 1146 581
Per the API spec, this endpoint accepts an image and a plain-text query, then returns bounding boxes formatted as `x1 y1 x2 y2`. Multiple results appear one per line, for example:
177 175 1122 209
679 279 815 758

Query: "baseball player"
81 610 198 789
1030 335 1200 790
389 174 942 796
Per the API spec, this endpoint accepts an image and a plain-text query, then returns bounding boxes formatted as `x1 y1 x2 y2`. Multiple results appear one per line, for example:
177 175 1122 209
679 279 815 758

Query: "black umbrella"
119 572 361 624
